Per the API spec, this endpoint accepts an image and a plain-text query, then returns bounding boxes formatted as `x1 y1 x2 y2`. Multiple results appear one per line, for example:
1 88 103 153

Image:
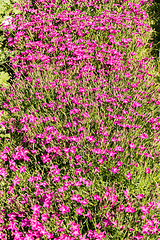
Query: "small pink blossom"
41 213 49 222
133 231 144 240
12 176 20 186
125 173 132 180
31 204 41 215
146 168 151 174
119 204 125 211
136 194 145 199
19 166 26 173
140 205 150 214
59 204 70 214
71 194 82 203
75 206 85 215
116 161 123 167
111 167 120 174
125 206 135 213
80 199 89 205
129 142 135 149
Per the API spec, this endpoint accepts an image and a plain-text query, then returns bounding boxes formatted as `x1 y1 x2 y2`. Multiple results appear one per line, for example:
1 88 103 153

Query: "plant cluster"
0 0 23 89
0 0 160 239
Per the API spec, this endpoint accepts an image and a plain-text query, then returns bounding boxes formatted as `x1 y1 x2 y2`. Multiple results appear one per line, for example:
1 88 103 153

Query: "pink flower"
133 231 144 240
146 168 151 174
119 204 125 211
31 204 41 215
138 133 148 139
85 211 92 220
19 166 26 173
74 168 82 175
125 173 132 180
108 194 118 205
125 206 135 213
117 161 123 167
80 198 89 205
123 189 130 198
129 142 135 149
0 168 8 178
24 233 34 240
12 176 20 186
115 146 124 152
59 204 70 214
140 205 150 214
75 207 85 215
21 124 29 133
136 194 145 199
71 194 82 203
111 167 120 174
142 224 151 234
28 176 35 182
79 234 88 240
86 136 96 142
41 154 51 163
70 223 80 231
41 213 49 222
138 145 146 151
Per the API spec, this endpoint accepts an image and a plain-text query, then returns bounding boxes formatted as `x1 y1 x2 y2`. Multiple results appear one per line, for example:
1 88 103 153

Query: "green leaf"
0 71 10 87
0 71 10 81
12 8 21 15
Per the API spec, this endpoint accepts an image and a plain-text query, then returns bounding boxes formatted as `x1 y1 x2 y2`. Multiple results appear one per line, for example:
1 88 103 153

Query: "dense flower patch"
0 0 160 239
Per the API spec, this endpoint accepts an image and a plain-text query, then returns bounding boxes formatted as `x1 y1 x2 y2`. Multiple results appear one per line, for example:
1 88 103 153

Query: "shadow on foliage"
146 0 160 76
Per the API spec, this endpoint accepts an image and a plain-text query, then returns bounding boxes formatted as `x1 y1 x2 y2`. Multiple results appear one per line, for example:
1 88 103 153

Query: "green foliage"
0 0 23 86
0 0 21 24
0 71 9 87
0 0 159 239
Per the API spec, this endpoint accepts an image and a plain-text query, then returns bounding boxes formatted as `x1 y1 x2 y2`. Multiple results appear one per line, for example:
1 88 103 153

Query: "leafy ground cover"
0 0 22 85
0 0 160 239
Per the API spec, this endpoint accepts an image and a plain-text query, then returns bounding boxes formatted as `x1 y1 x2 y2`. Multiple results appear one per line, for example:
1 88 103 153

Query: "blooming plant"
0 0 160 239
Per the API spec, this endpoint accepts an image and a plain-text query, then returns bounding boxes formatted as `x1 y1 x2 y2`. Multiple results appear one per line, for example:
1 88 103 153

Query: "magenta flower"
136 194 145 199
140 205 150 214
71 194 82 202
72 229 81 237
20 124 29 133
138 133 148 139
41 213 49 221
0 168 8 178
28 176 35 182
116 161 123 167
139 145 146 151
125 173 132 180
80 198 89 205
24 233 35 240
19 166 26 173
146 168 151 174
86 136 96 142
125 206 135 213
119 204 125 211
129 142 135 149
74 168 82 175
31 204 41 215
115 146 124 152
75 206 85 215
111 167 120 174
59 204 70 214
12 176 20 186
133 231 144 240
85 210 92 220
40 154 51 163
